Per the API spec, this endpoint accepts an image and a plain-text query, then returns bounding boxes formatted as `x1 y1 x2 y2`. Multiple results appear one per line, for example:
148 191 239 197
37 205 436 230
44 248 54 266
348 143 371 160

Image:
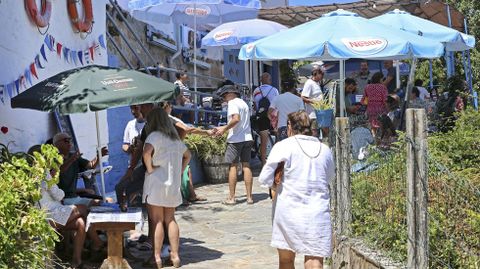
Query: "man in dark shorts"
214 85 254 205
252 72 279 165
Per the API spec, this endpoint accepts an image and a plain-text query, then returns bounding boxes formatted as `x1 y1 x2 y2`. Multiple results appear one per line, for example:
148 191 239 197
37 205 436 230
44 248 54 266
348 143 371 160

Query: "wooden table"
87 208 143 269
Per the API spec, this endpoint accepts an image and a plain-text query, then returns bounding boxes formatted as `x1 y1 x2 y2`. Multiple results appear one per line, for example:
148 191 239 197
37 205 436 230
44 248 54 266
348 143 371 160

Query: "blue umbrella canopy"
201 18 287 49
128 0 261 27
370 9 475 52
239 9 445 61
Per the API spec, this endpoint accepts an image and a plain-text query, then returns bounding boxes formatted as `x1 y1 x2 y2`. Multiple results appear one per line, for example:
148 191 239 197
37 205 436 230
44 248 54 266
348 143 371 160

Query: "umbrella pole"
193 1 198 124
395 60 401 90
95 111 107 202
339 60 345 118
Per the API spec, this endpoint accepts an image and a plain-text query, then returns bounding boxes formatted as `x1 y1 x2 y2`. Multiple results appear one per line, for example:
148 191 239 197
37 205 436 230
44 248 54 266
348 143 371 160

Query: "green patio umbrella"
11 65 175 114
11 65 175 200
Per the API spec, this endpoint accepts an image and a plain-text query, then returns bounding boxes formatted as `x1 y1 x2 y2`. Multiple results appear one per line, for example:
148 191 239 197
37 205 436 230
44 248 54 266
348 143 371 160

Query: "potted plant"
184 133 230 184
312 97 334 128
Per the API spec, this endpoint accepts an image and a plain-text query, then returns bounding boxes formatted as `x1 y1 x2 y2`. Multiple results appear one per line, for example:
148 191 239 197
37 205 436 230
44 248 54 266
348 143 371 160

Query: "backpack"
257 86 273 116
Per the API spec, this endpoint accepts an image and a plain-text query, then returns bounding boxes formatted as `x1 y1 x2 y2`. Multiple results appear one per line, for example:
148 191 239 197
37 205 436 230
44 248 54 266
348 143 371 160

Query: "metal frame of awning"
259 0 466 31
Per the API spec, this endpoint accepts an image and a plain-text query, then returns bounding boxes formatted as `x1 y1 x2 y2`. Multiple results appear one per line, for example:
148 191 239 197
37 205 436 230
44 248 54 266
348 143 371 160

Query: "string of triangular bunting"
0 34 107 105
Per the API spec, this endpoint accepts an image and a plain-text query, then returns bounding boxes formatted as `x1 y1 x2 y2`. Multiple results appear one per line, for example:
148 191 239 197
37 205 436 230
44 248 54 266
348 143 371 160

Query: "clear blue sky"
288 0 361 6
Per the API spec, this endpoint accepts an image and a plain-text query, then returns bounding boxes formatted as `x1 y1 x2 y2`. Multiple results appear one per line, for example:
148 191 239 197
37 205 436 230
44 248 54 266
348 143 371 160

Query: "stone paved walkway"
123 173 323 269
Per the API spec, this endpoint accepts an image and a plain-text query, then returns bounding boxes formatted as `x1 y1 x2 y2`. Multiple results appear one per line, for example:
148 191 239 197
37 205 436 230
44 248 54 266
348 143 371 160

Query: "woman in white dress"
30 145 104 269
143 108 191 268
258 111 335 269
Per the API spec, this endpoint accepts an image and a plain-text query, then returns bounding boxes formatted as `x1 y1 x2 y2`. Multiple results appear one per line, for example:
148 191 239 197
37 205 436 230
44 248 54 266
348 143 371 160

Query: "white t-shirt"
301 79 324 119
253 84 279 114
123 119 145 144
270 92 305 128
227 97 253 143
417 86 430 100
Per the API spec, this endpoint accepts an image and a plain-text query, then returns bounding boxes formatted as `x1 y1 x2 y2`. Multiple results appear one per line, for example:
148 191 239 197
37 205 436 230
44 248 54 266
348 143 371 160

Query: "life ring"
25 0 52 28
67 0 94 33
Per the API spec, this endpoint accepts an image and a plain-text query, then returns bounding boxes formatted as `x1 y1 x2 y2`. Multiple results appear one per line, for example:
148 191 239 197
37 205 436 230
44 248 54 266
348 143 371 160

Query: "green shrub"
184 133 227 161
0 144 62 268
352 110 480 268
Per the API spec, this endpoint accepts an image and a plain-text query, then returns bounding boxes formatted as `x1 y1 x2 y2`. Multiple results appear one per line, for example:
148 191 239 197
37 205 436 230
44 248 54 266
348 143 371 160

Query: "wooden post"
406 109 429 269
335 117 352 236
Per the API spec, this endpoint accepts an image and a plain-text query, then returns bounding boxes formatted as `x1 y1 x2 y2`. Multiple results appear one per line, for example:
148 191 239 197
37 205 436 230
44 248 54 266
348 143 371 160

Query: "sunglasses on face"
63 138 72 143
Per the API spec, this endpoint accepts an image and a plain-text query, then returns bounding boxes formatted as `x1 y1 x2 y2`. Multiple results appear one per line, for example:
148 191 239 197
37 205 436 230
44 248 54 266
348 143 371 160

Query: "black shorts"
224 141 254 164
256 115 271 132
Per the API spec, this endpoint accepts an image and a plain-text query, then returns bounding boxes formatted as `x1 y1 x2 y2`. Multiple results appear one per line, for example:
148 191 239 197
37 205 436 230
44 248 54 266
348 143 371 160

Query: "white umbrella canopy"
201 18 287 49
201 18 287 61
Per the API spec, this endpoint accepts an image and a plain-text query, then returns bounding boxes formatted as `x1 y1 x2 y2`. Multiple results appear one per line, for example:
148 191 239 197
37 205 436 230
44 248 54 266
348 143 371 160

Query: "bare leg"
65 218 86 266
278 249 296 269
147 203 165 266
228 164 237 201
164 207 180 267
76 204 88 219
147 205 154 248
260 130 269 165
187 167 197 201
242 162 253 203
304 256 323 269
62 207 86 266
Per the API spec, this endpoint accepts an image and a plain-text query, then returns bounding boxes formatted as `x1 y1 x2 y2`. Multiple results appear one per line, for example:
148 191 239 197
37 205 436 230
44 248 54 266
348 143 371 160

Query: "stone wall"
332 237 406 269
106 6 223 89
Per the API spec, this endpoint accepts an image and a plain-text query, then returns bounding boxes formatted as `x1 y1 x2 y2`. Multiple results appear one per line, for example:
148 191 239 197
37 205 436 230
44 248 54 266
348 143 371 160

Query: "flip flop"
221 198 236 205
246 198 254 205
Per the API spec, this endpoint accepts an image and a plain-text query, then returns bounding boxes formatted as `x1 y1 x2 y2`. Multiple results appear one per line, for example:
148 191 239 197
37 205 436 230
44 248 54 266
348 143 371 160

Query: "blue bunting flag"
98 34 106 49
70 50 78 65
40 44 48 62
78 51 84 65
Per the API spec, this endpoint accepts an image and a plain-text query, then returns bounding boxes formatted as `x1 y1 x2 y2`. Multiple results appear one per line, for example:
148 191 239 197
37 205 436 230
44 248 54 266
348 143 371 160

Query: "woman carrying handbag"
259 111 335 269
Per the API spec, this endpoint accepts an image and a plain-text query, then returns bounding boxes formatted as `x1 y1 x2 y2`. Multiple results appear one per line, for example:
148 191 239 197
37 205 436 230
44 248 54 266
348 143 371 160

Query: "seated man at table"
53 132 107 207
